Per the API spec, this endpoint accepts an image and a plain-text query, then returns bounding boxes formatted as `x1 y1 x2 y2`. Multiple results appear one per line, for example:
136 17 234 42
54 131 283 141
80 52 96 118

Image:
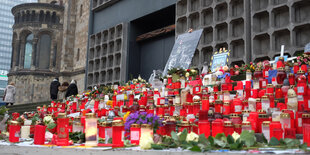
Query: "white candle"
280 45 285 57
21 126 30 139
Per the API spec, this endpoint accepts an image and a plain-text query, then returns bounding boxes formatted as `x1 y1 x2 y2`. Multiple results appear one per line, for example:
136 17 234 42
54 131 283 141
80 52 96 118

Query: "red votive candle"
34 125 46 145
56 113 69 146
223 121 234 136
198 121 210 137
212 119 224 137
303 124 310 146
130 124 141 145
112 120 125 147
9 121 20 143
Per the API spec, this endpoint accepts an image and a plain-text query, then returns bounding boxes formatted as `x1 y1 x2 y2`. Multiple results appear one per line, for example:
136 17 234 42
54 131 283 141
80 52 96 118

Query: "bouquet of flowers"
124 111 163 132
297 53 310 65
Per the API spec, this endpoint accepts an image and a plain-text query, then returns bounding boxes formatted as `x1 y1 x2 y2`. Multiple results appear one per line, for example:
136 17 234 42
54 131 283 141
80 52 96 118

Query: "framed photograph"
210 48 230 72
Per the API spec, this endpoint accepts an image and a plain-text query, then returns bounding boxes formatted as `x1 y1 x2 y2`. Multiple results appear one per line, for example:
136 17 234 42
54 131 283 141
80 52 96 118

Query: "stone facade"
8 0 89 104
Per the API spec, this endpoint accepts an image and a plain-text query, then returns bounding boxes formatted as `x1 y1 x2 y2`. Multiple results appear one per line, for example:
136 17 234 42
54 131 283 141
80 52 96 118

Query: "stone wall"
9 75 54 104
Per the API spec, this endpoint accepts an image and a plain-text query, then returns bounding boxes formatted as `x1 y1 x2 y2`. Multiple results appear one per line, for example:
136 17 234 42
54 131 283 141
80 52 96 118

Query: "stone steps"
7 100 60 114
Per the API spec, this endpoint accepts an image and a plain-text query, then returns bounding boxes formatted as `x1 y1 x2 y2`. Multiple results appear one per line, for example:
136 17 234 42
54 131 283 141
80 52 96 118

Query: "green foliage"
0 106 8 115
268 137 280 146
240 130 256 147
98 138 105 144
31 114 41 125
46 122 56 129
151 130 308 153
108 138 112 144
69 132 85 143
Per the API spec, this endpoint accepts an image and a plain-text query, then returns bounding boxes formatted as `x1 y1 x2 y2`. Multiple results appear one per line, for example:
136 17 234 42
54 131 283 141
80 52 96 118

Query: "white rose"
43 116 54 124
186 132 199 142
232 131 240 141
139 133 154 150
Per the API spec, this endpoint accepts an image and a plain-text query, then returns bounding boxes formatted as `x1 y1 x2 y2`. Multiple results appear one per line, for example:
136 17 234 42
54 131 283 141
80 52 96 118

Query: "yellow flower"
106 100 113 106
123 111 130 122
139 133 154 150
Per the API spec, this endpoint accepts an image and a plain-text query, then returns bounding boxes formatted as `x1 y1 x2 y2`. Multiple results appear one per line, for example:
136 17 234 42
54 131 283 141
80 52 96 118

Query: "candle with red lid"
223 121 234 136
9 121 20 143
130 124 141 145
112 119 125 147
212 119 224 137
34 125 46 145
232 98 242 114
56 113 69 146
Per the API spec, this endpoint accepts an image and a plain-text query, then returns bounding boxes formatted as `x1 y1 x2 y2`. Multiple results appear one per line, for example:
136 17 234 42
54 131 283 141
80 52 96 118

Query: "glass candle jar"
223 121 234 136
276 67 287 85
178 121 191 133
280 113 291 129
223 91 231 102
288 73 295 86
254 68 263 79
202 96 210 111
21 125 30 139
9 121 20 143
234 124 242 134
303 124 310 146
212 119 224 137
85 113 98 146
198 121 210 137
33 125 46 145
130 124 141 145
56 113 69 146
112 120 125 147
98 122 110 141
165 118 176 136
261 96 270 112
130 102 140 113
233 98 242 114
259 79 268 89
248 98 256 112
242 110 250 122
242 121 252 132
302 114 310 125
258 114 268 133
214 100 223 113
262 121 271 142
246 70 252 81
230 114 242 125
275 85 283 99
266 84 274 94
141 124 153 138
73 117 83 133
223 102 230 115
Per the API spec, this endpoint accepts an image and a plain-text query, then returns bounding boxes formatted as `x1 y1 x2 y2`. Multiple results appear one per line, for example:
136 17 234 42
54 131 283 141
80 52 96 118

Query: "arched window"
24 34 33 69
38 34 51 69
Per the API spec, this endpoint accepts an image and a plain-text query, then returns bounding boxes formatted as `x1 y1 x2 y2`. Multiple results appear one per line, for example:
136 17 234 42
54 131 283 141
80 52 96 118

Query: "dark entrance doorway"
128 5 175 80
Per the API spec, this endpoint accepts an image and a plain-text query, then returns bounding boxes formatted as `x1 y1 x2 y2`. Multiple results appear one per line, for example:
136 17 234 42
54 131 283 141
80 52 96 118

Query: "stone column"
19 40 25 69
31 38 38 70
14 39 21 69
49 41 56 71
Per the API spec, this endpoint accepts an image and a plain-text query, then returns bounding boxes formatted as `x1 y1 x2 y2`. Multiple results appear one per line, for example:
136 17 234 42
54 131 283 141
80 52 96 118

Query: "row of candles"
6 58 310 146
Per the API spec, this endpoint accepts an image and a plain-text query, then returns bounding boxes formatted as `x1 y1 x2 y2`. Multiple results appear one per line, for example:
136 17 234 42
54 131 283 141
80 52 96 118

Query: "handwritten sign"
163 29 203 75
210 49 230 72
